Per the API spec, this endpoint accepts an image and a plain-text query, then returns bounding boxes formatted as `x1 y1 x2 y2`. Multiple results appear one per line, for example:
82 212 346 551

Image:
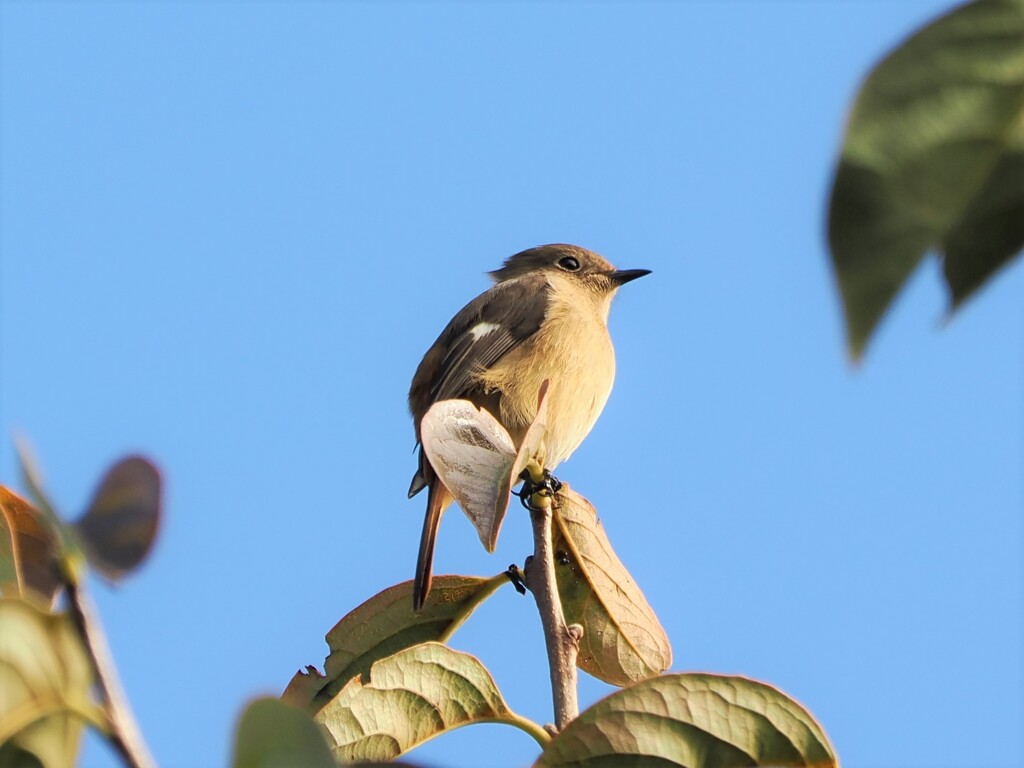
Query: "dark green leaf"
74 456 161 581
535 673 837 768
0 744 44 768
828 0 1024 358
231 697 335 768
943 147 1024 305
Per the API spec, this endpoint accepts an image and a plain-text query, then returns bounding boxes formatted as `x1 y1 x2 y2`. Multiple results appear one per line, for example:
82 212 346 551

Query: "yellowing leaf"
536 673 837 768
284 575 506 711
316 643 542 761
0 599 105 768
552 487 671 686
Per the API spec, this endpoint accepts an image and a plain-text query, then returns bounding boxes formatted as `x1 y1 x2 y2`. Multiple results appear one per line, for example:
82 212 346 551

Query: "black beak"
609 268 652 286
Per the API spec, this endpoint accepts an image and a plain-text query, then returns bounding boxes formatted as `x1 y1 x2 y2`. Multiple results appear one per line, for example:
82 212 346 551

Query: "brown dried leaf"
552 486 672 686
420 401 517 552
0 487 62 604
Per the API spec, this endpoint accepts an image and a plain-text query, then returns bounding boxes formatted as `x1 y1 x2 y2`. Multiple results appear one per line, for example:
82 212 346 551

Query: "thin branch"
524 482 580 730
493 711 553 748
67 579 156 768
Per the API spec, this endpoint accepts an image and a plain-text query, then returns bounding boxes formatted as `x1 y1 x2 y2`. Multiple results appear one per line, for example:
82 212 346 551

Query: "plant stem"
525 488 579 730
498 712 553 748
67 580 156 768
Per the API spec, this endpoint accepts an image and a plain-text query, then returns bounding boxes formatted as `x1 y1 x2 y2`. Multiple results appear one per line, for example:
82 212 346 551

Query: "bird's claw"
514 468 562 509
541 470 562 495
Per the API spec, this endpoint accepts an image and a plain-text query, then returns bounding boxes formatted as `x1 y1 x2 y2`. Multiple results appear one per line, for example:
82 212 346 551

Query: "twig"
523 479 580 730
66 579 157 768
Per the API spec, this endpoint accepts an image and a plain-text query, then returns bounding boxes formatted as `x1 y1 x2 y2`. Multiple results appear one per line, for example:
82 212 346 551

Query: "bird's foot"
514 467 562 509
540 469 562 495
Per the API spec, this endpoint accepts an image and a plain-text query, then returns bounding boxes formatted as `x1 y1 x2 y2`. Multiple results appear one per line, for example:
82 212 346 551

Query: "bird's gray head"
489 244 650 292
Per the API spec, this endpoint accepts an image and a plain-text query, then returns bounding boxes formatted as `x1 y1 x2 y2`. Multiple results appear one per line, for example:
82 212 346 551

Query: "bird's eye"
557 256 581 271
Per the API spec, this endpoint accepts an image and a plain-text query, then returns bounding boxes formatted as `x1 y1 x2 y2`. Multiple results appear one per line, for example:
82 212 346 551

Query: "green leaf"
535 673 837 768
553 486 672 687
0 488 62 605
0 599 105 768
827 0 1024 359
284 574 507 710
316 643 546 761
73 456 162 582
231 697 335 768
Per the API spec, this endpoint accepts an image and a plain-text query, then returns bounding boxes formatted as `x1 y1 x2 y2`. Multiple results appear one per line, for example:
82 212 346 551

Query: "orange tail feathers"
413 480 453 610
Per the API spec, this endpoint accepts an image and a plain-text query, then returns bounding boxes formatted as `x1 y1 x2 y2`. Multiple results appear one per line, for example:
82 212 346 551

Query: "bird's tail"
413 480 452 610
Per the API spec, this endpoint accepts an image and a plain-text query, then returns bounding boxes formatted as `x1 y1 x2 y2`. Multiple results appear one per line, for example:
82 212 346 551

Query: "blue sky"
1 2 1020 767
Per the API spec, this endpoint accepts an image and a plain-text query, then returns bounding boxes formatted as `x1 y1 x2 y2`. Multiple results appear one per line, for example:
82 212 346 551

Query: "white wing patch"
469 321 501 340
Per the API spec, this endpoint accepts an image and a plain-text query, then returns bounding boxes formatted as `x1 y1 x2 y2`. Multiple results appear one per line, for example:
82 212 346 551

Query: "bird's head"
489 244 650 295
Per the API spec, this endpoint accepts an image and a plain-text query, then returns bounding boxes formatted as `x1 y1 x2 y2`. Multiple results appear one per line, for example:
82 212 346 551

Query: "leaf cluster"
274 480 836 767
1 450 162 768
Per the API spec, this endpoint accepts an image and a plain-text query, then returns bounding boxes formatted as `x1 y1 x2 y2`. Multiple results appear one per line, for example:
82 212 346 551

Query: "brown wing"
407 273 551 497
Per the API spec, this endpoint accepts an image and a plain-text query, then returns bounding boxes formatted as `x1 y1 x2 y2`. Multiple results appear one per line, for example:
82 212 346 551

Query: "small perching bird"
408 244 650 609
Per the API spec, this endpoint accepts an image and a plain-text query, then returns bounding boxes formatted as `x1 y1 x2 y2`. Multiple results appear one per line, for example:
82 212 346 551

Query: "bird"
407 243 650 609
